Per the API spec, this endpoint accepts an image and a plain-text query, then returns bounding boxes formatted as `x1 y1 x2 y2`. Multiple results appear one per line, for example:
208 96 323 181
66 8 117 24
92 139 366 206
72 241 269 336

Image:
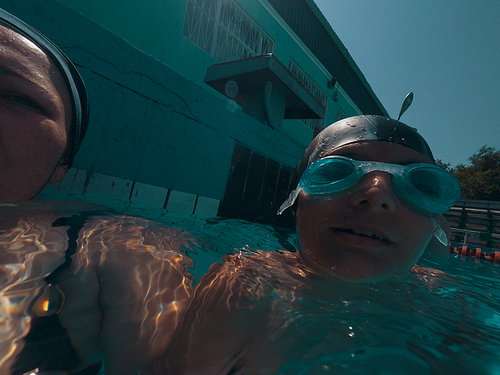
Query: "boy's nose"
350 172 397 212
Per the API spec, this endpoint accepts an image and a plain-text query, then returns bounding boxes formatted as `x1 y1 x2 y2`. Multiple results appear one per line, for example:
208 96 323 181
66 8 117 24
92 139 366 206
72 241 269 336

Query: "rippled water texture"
1 201 198 373
2 200 500 374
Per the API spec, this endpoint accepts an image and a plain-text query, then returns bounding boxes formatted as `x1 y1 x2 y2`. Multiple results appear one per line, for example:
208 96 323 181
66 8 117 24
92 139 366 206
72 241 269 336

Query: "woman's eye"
3 94 43 111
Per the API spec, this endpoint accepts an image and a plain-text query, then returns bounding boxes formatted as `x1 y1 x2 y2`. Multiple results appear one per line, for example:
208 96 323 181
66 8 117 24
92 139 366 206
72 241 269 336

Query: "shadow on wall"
219 144 295 226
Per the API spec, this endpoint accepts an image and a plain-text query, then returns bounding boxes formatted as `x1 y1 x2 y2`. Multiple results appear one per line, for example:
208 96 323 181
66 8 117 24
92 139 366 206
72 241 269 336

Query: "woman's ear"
48 164 69 184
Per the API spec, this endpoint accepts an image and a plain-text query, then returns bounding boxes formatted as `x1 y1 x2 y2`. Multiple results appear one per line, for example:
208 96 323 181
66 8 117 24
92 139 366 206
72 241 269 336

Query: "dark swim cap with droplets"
279 115 436 214
0 7 89 167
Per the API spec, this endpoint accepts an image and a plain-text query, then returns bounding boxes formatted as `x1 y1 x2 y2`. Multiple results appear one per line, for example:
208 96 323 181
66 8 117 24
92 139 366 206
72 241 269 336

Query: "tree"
450 146 500 201
435 159 451 171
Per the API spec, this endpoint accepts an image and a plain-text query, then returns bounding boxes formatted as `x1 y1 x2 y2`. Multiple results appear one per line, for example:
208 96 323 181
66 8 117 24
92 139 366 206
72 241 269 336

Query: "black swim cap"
294 115 435 183
279 115 436 214
0 8 89 167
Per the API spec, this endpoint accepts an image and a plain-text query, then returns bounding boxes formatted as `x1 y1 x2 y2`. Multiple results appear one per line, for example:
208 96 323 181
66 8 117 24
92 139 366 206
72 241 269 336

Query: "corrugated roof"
267 0 389 116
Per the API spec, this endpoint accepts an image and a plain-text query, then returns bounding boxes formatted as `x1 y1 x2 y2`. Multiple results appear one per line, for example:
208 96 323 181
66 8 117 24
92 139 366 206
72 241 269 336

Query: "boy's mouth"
334 228 392 244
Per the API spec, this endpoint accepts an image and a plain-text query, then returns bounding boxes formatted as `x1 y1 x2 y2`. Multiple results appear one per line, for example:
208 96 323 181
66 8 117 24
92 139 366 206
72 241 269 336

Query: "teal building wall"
51 0 384 146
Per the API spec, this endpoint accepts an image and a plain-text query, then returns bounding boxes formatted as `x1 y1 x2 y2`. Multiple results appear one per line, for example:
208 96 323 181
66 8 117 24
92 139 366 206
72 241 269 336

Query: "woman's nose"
350 172 397 212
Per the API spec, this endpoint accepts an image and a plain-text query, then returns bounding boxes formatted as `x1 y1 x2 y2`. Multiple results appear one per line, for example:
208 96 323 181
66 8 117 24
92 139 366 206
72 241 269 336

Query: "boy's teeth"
352 229 383 240
353 229 372 236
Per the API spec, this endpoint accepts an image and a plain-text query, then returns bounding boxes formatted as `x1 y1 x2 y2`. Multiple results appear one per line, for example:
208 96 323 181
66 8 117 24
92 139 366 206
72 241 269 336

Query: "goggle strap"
434 224 449 247
277 187 301 215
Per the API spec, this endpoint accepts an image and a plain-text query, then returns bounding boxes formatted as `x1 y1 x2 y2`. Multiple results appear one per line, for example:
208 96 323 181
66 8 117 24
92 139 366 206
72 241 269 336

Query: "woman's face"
0 24 71 201
296 141 439 282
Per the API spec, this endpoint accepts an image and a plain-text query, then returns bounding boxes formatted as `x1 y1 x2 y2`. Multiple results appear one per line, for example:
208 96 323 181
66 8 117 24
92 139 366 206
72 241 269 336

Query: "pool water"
3 197 500 374
158 216 500 374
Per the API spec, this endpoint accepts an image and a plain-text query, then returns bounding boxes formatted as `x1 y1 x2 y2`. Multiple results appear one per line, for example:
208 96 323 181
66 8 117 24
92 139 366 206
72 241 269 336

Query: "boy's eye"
3 94 43 111
312 163 353 184
410 171 441 198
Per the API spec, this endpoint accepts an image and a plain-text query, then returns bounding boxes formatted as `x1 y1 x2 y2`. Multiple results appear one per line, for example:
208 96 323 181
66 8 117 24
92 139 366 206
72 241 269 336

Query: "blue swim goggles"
278 156 461 215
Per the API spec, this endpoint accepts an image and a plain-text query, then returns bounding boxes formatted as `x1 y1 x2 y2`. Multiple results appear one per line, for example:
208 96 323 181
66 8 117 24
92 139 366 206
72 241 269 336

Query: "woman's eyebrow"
0 62 61 114
0 63 51 94
0 64 25 78
0 64 42 88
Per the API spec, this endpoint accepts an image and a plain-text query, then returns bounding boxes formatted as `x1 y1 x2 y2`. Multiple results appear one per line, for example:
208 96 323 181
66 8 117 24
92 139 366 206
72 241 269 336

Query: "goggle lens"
298 156 461 215
409 169 446 200
309 158 354 185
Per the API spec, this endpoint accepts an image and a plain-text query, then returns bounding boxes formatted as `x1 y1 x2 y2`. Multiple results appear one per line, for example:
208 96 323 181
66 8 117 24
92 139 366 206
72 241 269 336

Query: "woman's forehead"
324 141 434 165
1 23 40 50
0 24 52 74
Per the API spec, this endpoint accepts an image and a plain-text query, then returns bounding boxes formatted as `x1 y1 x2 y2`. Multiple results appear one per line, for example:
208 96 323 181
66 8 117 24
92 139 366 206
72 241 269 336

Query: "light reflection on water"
1 201 201 373
1 199 500 374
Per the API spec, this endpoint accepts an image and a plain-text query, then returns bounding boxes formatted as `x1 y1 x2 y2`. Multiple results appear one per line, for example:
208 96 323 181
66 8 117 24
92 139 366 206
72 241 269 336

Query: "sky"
313 0 500 167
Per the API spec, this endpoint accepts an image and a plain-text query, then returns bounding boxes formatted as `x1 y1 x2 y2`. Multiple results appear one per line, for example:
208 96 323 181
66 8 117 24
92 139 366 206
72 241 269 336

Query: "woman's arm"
59 216 198 374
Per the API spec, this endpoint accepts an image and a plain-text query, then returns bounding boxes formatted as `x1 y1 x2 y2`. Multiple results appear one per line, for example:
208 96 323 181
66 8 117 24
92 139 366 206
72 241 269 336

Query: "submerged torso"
159 250 498 375
0 202 198 374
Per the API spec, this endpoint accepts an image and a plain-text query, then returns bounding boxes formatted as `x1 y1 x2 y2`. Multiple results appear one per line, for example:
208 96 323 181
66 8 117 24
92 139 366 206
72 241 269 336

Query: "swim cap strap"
434 224 449 247
277 188 301 215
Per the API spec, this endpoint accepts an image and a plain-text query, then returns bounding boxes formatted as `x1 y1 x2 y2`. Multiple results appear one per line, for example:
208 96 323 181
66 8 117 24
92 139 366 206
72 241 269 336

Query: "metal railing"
450 228 500 247
445 199 500 248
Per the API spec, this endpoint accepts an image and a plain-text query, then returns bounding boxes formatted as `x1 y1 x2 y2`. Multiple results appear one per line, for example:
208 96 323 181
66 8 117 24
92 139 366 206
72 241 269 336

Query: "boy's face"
295 141 439 282
0 24 71 200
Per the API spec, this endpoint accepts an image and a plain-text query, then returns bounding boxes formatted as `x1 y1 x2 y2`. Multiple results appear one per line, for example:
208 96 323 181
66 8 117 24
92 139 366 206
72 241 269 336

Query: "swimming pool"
3 191 500 374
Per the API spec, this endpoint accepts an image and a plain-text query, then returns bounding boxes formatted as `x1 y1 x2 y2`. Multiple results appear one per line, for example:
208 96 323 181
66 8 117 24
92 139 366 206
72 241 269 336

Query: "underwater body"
1 196 500 374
